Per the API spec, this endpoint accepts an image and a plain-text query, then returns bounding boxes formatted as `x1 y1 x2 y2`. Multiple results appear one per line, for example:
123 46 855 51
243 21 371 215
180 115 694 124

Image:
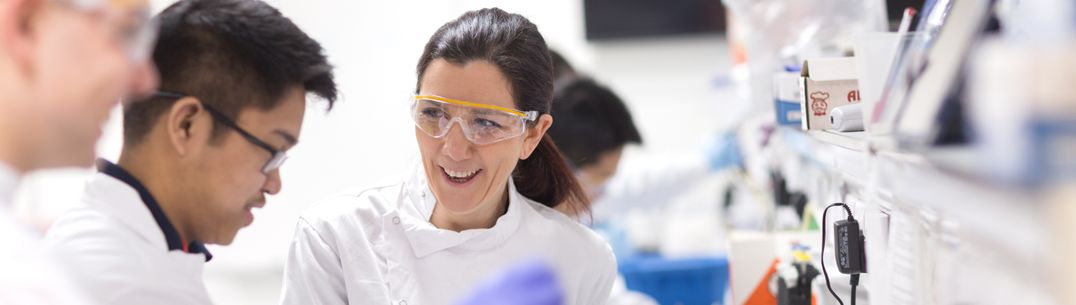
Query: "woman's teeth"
444 168 479 178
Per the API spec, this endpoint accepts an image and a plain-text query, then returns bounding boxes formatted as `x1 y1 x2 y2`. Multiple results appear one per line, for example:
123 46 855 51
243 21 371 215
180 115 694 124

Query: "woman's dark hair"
416 8 590 217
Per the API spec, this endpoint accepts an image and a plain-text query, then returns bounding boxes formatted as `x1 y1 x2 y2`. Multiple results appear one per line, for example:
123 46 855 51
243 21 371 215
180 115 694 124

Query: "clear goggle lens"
411 96 537 145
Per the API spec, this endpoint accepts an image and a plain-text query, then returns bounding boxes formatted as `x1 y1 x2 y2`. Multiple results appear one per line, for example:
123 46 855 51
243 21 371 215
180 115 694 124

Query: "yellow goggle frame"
414 95 539 122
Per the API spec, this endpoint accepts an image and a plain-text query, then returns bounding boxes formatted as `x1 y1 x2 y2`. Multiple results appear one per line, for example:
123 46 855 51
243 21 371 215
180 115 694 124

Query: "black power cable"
850 274 860 305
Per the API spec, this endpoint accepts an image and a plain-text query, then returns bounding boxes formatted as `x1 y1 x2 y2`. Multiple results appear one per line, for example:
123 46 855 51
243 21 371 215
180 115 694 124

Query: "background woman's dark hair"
549 77 643 169
415 8 590 217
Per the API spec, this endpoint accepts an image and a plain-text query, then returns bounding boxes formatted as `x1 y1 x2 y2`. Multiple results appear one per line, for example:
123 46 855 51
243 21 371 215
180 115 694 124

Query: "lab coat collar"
95 159 213 262
395 164 523 258
0 161 18 209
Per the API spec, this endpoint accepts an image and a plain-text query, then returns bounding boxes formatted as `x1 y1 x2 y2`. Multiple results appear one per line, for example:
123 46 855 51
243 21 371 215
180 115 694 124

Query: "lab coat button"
392 216 401 225
399 300 407 305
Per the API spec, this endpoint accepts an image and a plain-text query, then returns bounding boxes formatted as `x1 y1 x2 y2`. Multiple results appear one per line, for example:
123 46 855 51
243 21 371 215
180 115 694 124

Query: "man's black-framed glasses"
154 91 287 174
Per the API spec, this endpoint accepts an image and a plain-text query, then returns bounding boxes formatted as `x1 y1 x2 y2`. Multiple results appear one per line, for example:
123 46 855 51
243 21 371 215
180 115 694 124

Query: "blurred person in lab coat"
42 0 337 304
548 54 743 224
0 0 158 303
548 55 742 305
280 8 616 305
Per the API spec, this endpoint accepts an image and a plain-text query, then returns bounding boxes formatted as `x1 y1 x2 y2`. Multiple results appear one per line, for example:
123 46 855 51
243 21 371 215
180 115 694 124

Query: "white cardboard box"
800 57 862 130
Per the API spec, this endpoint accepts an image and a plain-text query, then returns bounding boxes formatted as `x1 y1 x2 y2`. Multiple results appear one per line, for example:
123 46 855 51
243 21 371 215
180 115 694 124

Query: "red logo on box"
810 92 829 116
847 90 860 103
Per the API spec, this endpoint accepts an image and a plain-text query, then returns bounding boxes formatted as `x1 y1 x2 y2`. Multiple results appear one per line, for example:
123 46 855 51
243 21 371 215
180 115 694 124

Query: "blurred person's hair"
549 77 642 168
416 8 591 217
549 50 576 81
123 0 337 145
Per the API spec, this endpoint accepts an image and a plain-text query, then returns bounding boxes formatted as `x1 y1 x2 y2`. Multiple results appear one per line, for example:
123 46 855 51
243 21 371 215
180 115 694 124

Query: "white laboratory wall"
14 1 736 304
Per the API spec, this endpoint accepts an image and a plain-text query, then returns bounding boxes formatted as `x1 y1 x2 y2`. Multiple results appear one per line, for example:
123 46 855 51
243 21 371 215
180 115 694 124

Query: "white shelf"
764 125 1066 305
776 127 874 186
806 130 871 152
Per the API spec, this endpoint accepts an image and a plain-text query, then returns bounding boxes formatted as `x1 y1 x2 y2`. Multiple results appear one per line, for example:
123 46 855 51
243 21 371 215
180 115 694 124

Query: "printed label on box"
799 58 861 130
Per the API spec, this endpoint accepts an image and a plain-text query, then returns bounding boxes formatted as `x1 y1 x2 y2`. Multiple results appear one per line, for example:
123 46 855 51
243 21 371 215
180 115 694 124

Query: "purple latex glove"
454 258 564 305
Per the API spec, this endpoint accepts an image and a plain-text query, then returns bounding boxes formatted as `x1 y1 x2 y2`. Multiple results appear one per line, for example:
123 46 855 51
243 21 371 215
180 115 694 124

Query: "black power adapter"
821 203 867 305
834 218 866 274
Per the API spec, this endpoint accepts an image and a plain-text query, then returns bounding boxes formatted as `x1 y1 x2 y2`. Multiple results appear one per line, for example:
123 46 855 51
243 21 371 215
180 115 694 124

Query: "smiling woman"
281 8 617 305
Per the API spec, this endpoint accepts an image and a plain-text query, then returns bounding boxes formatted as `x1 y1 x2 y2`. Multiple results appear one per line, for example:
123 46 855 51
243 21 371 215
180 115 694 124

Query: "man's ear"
520 114 553 160
0 0 43 77
166 97 212 157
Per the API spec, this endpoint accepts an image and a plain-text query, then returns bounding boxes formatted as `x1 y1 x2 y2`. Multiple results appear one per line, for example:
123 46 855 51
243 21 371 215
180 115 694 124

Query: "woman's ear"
520 114 552 160
166 97 210 157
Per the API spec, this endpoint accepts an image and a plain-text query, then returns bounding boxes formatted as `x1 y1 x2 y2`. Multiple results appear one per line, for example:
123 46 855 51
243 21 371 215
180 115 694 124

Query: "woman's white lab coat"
43 170 213 305
281 165 617 305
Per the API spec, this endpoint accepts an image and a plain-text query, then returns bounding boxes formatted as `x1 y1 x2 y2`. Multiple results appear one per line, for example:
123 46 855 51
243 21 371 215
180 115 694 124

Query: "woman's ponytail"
513 135 590 217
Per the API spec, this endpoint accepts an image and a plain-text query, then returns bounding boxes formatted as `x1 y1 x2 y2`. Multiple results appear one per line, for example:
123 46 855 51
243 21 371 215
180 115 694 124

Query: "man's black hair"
548 78 642 168
123 0 337 144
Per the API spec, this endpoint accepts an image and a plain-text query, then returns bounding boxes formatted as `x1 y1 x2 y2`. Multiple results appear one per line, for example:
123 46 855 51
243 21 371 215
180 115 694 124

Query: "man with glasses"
42 0 336 303
0 0 157 303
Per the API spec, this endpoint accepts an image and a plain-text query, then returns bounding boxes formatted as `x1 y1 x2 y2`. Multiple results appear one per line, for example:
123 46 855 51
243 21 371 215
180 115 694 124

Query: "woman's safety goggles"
411 95 539 145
